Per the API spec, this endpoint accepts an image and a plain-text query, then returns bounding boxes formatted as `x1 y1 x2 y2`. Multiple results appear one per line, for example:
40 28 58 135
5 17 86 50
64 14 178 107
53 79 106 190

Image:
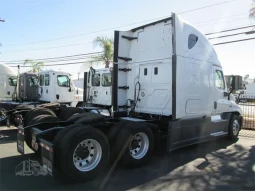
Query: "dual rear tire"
54 122 154 182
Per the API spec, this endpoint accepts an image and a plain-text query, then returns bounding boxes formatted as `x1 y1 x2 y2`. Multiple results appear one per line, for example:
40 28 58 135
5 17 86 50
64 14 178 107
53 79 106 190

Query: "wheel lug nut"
138 139 141 142
86 160 89 163
88 141 91 144
90 154 93 157
91 147 94 149
135 150 137 153
79 163 82 166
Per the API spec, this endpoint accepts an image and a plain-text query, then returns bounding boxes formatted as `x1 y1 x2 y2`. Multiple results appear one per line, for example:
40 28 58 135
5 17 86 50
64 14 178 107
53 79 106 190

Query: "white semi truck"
0 62 17 102
0 66 84 125
15 13 242 183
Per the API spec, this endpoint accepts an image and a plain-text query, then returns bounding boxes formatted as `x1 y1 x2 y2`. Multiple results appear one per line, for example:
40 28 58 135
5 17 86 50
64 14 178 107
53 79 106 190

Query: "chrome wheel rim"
73 139 102 172
129 132 149 160
233 119 240 136
0 108 7 122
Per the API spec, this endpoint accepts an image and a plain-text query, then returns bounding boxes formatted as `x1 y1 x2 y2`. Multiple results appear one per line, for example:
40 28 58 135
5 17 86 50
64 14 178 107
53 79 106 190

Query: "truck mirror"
230 76 236 91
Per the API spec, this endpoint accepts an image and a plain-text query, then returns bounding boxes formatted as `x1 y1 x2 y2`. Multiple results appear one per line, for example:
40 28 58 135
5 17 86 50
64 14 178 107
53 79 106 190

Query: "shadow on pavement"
0 129 17 144
2 137 254 191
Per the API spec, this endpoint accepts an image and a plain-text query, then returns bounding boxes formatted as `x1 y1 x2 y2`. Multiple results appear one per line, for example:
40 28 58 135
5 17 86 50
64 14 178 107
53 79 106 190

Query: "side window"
154 67 158 75
101 73 112 87
188 34 198 49
144 68 147 76
45 74 50 86
8 77 17 86
215 70 225 90
39 75 44 86
92 74 100 86
29 76 38 86
57 75 70 87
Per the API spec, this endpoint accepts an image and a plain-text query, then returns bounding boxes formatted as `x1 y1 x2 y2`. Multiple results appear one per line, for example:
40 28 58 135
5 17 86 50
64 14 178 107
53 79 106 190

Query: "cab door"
100 73 112 106
213 66 231 114
39 73 51 102
55 74 73 102
39 74 45 101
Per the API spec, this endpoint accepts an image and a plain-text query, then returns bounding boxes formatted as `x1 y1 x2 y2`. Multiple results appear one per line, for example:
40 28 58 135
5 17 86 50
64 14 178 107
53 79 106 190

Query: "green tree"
23 59 44 73
250 0 255 18
89 36 113 68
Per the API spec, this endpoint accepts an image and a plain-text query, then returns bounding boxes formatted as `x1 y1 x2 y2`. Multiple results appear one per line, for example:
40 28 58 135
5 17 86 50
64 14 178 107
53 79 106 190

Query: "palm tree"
89 36 113 68
24 59 44 73
250 0 255 18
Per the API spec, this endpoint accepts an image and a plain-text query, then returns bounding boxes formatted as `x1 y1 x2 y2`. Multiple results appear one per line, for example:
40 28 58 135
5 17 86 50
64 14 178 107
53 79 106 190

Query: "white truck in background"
0 66 85 125
0 62 17 102
84 68 112 108
38 70 84 107
14 13 242 183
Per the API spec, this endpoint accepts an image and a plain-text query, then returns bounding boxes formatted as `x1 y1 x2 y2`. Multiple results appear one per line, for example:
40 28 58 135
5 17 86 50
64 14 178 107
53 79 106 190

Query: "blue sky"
0 0 254 79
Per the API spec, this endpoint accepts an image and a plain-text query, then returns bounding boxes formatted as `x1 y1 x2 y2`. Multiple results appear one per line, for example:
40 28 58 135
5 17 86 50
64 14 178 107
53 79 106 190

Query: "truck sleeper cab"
16 13 242 183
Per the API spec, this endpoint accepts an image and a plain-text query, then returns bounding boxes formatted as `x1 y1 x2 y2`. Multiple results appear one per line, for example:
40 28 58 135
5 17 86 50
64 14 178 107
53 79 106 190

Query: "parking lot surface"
0 127 254 191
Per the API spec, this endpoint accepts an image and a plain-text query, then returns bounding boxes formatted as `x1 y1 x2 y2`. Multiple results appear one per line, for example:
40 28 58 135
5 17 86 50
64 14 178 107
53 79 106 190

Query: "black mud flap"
17 126 25 154
40 139 54 176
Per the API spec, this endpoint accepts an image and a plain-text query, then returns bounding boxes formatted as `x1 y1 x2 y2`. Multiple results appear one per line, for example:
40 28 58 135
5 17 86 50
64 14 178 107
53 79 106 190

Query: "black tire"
58 107 84 121
58 126 110 182
0 108 8 126
53 124 84 170
0 103 13 126
228 114 240 140
107 120 132 146
113 122 154 168
25 114 59 152
76 102 84 108
24 108 56 126
15 104 34 110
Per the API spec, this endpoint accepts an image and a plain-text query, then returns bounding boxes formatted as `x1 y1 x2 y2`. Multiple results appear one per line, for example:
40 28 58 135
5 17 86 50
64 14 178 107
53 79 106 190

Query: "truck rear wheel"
113 122 154 168
0 108 7 125
24 108 56 126
228 114 240 140
53 124 84 170
25 114 59 152
58 126 110 182
58 107 84 121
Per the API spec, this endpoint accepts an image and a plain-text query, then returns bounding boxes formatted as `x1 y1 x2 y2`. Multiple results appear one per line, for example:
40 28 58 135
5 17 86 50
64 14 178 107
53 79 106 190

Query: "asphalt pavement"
0 127 254 191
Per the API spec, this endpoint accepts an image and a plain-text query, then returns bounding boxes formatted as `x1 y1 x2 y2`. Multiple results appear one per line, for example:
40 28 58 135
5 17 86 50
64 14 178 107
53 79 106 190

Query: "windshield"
92 74 100 86
101 73 112 87
29 76 39 86
8 77 17 86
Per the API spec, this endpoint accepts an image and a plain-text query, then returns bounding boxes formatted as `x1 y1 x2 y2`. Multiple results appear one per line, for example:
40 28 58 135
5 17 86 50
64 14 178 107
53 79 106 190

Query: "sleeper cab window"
215 70 225 90
144 68 147 76
154 67 158 75
188 34 198 49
